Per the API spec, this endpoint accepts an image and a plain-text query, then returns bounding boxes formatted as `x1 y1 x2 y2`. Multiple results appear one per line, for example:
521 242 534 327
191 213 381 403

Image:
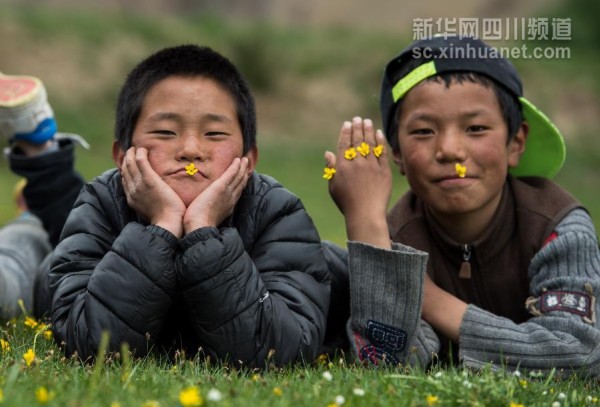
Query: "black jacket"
49 168 330 367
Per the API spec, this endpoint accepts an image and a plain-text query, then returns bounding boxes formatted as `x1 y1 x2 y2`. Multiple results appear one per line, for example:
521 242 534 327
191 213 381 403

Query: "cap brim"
510 97 565 179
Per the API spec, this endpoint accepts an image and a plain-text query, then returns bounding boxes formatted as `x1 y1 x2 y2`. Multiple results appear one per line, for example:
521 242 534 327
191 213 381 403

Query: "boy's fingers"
363 118 376 147
337 120 353 151
375 129 388 164
351 116 363 145
324 150 337 168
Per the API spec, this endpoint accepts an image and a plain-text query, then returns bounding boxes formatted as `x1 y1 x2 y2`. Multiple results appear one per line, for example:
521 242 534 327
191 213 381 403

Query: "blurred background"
1 0 598 245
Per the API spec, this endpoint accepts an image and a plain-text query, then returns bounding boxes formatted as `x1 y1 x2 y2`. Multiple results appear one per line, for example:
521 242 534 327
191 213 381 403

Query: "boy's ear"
392 150 406 175
112 140 125 171
507 122 529 168
244 146 258 174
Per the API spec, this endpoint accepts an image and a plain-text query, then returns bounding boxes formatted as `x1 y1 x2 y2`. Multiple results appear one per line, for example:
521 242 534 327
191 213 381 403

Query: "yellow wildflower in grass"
273 387 282 397
322 167 336 180
509 403 524 407
0 338 10 353
179 386 203 406
317 354 328 365
373 144 384 158
35 386 54 404
344 147 357 160
24 316 39 329
519 379 528 389
23 348 35 367
185 163 199 176
43 330 53 340
356 142 370 157
0 388 4 403
455 163 467 178
141 401 160 407
426 394 439 406
110 402 122 407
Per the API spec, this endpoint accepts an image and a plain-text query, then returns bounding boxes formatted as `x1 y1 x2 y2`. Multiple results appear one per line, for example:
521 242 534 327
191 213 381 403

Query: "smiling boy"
49 45 330 366
325 36 600 376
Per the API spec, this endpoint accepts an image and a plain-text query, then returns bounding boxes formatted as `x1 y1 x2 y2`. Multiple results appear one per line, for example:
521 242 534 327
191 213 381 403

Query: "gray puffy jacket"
49 169 330 367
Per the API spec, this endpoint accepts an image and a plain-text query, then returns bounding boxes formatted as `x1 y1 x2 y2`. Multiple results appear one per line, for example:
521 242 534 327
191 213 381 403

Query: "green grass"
1 315 599 406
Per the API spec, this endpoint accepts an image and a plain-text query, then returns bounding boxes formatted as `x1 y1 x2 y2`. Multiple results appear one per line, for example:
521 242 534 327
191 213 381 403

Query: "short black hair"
114 44 256 154
388 62 523 153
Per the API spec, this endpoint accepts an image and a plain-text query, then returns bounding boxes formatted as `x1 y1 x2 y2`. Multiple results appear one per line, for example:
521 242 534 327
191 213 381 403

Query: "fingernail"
364 119 373 127
352 116 362 123
342 121 351 129
376 129 384 139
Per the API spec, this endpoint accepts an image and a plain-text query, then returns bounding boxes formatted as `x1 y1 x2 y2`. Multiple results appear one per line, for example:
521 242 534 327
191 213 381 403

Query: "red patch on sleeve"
543 231 558 246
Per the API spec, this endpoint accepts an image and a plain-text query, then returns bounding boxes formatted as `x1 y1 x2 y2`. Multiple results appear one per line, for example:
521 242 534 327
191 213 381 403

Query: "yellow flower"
426 394 439 406
251 373 261 382
0 388 4 403
24 316 39 329
317 354 328 364
356 142 370 157
509 403 524 407
273 387 282 397
23 348 35 367
179 386 203 406
322 167 336 181
35 386 54 404
110 402 122 407
43 330 53 341
141 401 160 407
455 163 467 178
373 144 384 158
0 338 10 353
344 147 357 160
185 163 199 176
519 379 528 388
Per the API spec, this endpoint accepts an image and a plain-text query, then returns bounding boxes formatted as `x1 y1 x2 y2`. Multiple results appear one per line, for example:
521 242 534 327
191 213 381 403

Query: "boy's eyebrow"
146 112 233 123
405 109 491 122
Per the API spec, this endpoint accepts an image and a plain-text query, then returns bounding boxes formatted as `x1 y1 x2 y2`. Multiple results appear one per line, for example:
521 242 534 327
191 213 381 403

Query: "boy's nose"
177 135 204 162
434 130 467 163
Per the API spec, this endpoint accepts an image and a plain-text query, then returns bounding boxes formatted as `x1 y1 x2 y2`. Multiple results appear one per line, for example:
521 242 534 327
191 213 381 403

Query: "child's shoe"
0 73 56 144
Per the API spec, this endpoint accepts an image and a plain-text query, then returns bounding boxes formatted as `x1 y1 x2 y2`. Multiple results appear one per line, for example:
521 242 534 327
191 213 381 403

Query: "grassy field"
1 315 598 406
0 4 599 406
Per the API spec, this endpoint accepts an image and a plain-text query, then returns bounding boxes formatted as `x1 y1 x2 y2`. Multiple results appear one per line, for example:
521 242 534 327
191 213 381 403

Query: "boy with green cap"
324 36 600 376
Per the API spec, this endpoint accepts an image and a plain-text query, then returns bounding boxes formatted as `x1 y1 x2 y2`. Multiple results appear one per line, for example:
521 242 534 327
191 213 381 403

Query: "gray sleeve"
459 208 600 377
346 241 439 366
0 215 51 318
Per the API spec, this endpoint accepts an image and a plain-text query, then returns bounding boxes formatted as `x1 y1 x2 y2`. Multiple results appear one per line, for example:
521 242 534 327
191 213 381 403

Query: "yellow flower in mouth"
373 144 384 158
356 142 370 157
23 348 35 366
185 163 199 176
455 163 467 178
344 147 357 160
323 167 336 180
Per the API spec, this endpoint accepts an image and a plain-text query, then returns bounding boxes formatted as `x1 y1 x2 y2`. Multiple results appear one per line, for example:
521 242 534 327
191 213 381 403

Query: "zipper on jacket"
458 244 472 279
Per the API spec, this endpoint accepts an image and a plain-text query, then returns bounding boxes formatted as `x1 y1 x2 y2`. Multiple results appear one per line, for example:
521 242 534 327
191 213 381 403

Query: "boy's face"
117 75 256 207
393 79 526 223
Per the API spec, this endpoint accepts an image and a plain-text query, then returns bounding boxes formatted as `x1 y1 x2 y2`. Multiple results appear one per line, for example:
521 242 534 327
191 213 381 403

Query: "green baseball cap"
380 36 565 178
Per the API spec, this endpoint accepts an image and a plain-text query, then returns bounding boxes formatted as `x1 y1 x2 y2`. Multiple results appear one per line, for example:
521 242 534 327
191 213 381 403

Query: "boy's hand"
325 117 392 249
120 147 186 237
183 157 250 234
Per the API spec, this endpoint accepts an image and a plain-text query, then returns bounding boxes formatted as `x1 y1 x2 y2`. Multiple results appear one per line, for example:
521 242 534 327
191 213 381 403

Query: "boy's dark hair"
114 44 256 154
388 60 523 152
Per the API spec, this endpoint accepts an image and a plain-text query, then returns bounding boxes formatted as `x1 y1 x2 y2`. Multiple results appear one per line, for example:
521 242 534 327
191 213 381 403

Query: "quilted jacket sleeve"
176 178 330 367
49 175 179 359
